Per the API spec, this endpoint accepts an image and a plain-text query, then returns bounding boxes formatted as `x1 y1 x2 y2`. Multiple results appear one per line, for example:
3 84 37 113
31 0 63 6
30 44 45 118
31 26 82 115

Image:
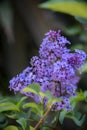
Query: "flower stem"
34 105 52 130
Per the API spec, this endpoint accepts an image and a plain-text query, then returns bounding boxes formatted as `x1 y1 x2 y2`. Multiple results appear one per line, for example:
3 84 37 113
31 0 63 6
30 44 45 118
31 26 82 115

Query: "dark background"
0 0 87 96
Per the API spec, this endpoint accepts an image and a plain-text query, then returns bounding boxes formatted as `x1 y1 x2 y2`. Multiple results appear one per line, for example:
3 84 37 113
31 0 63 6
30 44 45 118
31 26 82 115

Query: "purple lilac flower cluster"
9 30 86 111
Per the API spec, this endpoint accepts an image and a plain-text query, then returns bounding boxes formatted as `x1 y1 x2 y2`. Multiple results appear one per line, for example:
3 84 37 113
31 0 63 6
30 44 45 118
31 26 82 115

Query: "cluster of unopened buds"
9 30 87 111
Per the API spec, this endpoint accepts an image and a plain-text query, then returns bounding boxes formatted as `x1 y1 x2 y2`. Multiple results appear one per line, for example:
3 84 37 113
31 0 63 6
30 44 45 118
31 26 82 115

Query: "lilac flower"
9 30 87 111
9 67 35 93
52 97 72 111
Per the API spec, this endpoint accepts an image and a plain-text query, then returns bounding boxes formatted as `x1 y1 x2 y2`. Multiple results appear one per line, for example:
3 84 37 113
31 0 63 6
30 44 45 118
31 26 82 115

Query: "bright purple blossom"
9 30 87 111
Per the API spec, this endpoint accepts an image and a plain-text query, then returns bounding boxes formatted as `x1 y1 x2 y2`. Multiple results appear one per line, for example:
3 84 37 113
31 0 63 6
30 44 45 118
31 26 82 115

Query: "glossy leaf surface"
40 1 87 18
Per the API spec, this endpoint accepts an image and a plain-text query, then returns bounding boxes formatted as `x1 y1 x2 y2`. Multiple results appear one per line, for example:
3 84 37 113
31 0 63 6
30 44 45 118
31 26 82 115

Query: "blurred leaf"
84 91 87 100
59 110 67 124
30 126 34 130
28 84 40 93
23 102 40 113
51 111 59 124
23 88 38 94
16 118 27 130
6 112 31 130
51 116 57 124
0 113 8 128
64 25 81 36
39 90 53 100
0 102 19 112
70 44 84 51
80 62 87 73
17 96 28 108
0 113 6 122
23 84 40 95
75 112 83 120
0 121 8 129
0 97 12 103
16 110 31 121
39 92 46 98
40 1 87 18
45 91 53 100
79 33 87 42
52 97 62 103
6 113 17 119
23 102 38 109
70 91 85 104
23 102 43 117
41 127 52 130
29 112 40 123
4 125 18 130
66 114 86 126
75 16 87 23
47 100 53 107
71 102 76 109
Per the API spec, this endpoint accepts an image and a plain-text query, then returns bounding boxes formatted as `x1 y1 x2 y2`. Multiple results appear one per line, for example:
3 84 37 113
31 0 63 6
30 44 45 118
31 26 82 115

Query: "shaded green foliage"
0 84 87 130
40 0 87 23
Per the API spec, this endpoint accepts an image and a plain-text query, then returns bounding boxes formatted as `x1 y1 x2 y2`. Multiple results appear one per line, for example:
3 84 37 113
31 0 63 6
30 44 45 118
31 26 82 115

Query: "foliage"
0 85 87 130
39 0 87 23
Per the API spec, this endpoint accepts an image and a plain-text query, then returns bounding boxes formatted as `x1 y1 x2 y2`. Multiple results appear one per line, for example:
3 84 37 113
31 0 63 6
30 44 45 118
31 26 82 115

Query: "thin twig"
34 106 52 130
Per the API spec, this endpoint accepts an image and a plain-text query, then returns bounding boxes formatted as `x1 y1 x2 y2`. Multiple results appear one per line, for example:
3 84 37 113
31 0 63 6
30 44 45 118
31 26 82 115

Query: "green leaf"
0 121 8 129
45 91 53 100
66 114 86 126
0 98 10 103
70 44 84 51
16 110 31 121
75 16 87 23
28 84 40 93
52 97 62 103
23 102 39 111
70 91 85 104
17 96 28 108
23 102 42 116
5 113 17 119
75 112 83 120
4 125 18 130
0 102 19 112
79 33 87 42
59 110 67 124
47 100 53 107
40 1 87 18
80 62 87 73
83 91 87 101
23 88 38 94
39 90 53 100
71 102 76 109
0 113 8 128
41 127 53 130
30 126 34 130
0 113 6 122
16 118 27 130
39 92 46 98
64 25 81 36
23 84 40 95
